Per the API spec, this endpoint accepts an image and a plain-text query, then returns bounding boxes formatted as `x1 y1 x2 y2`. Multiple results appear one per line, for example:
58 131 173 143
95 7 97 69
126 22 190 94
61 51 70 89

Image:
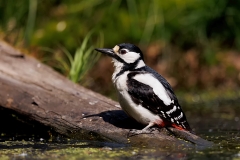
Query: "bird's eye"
120 49 127 54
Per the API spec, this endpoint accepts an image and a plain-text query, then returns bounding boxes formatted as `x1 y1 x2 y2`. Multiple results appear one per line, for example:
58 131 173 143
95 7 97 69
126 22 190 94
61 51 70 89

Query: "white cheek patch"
113 45 120 53
119 51 140 63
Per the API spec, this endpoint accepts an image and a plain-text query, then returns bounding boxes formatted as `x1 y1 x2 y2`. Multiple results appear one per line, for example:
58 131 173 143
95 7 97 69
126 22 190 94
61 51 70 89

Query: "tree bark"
0 41 212 148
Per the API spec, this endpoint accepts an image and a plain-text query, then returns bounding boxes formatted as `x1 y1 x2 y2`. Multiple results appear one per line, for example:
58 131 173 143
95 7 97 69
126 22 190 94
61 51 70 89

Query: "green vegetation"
2 0 240 50
68 31 103 82
1 2 240 159
1 0 240 90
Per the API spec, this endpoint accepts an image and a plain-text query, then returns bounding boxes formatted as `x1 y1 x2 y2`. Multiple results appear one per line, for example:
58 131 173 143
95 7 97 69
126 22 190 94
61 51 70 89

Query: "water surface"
1 101 240 159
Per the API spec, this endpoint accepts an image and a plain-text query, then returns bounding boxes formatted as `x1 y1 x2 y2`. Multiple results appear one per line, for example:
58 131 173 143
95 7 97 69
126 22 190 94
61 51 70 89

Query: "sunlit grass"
41 31 104 83
68 31 104 83
1 0 240 91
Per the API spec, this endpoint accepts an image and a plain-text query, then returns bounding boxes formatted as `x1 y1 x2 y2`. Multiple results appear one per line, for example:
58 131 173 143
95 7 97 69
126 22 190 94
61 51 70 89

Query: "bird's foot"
127 128 157 137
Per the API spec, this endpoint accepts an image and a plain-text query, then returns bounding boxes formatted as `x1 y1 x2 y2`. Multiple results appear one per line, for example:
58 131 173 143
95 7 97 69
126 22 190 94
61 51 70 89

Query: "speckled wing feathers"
127 69 191 131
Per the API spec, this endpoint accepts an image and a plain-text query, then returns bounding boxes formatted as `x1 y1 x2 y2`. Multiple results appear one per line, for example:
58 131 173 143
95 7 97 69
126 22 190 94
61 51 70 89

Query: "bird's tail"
166 127 213 147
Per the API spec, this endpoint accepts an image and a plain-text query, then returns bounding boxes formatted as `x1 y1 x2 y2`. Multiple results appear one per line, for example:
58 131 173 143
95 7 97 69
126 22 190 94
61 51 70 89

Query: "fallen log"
0 41 212 148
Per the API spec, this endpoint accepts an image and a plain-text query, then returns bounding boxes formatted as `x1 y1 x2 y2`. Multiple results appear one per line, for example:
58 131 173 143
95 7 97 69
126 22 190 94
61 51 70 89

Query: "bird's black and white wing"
127 70 191 131
145 66 177 100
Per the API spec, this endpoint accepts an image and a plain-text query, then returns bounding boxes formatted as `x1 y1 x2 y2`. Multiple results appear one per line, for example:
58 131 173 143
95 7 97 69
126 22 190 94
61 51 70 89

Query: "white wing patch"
132 74 172 105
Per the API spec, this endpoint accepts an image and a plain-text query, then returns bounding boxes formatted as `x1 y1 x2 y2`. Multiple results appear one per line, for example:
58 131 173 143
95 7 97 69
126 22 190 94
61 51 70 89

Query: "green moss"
1 135 240 159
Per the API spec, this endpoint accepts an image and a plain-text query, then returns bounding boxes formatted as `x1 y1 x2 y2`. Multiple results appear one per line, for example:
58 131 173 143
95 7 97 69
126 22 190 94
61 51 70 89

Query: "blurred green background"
1 0 240 99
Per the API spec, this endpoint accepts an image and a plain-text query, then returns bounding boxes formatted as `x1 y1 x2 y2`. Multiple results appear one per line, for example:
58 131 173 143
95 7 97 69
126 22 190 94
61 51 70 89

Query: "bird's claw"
127 128 155 138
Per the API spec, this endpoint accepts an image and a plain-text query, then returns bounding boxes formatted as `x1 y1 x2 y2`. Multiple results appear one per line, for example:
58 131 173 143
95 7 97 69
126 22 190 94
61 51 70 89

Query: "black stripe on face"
115 57 143 78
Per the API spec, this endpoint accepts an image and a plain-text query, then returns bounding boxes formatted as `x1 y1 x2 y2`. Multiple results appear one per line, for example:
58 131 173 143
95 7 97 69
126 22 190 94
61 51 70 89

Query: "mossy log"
0 41 212 148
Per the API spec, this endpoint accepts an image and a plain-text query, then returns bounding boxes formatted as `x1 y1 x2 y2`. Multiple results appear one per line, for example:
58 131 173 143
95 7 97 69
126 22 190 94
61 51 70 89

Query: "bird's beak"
95 48 116 58
95 46 125 63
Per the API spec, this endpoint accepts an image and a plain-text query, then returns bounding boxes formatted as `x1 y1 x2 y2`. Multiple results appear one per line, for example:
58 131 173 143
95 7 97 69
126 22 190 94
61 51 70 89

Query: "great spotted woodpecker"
95 43 191 134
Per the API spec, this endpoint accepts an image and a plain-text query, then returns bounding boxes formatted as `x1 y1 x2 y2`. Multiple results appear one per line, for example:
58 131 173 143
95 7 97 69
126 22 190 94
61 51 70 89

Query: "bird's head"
95 43 145 68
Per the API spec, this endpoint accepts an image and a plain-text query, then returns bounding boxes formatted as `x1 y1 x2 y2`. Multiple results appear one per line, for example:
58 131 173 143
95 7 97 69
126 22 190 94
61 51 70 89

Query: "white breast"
113 71 161 125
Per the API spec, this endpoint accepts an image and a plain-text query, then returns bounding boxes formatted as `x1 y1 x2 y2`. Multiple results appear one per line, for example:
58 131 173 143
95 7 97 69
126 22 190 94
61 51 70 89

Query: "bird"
95 43 191 134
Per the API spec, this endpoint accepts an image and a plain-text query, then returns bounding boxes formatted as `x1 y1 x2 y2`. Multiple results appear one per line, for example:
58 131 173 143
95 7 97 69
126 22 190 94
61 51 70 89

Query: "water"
0 103 240 159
